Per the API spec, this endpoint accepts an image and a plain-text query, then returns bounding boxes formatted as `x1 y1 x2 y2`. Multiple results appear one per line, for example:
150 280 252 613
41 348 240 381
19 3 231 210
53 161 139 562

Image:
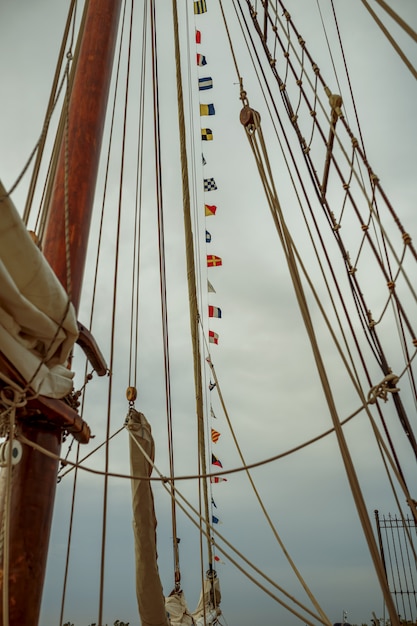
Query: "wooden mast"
0 1 122 624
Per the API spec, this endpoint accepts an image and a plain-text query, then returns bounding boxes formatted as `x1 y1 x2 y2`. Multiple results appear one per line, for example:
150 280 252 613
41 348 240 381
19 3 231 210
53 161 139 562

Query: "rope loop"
0 387 26 409
328 93 343 117
367 373 400 404
0 387 27 438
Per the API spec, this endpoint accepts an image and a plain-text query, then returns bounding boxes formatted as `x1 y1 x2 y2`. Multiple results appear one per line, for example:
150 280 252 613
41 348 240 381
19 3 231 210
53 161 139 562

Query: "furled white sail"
165 590 194 626
0 181 78 398
165 585 221 626
192 574 221 625
128 407 223 626
127 408 170 626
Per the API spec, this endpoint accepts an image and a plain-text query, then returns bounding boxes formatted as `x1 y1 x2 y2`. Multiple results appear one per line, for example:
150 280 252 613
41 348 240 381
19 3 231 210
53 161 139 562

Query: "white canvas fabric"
165 591 194 626
0 182 78 398
192 576 221 624
128 409 170 626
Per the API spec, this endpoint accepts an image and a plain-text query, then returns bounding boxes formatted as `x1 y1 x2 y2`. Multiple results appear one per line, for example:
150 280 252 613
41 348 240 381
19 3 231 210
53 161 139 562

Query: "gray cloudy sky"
1 2 417 626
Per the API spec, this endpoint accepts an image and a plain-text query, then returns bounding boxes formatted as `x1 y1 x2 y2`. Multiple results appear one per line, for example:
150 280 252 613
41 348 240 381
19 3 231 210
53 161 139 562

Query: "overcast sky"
1 1 417 626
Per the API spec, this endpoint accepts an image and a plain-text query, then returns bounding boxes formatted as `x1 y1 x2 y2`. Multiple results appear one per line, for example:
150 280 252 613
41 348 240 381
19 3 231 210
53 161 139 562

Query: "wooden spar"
42 0 122 313
0 1 122 624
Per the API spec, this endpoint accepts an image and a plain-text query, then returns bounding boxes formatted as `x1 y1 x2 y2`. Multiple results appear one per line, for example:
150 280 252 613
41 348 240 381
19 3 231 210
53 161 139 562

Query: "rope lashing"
367 373 400 404
0 387 27 438
324 86 343 119
321 88 343 199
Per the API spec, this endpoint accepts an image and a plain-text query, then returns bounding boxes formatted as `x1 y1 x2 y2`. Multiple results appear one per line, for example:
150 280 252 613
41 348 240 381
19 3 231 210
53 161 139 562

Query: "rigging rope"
96 1 132 622
0 389 20 626
204 344 331 624
171 0 213 572
23 0 79 229
360 0 417 80
371 0 417 43
126 426 331 626
150 0 182 589
239 0 417 478
240 93 401 626
6 1 415 621
58 1 131 613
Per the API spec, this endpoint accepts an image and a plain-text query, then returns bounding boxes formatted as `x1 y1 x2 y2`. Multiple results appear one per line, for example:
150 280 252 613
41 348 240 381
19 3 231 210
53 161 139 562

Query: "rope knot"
328 93 343 119
367 373 400 404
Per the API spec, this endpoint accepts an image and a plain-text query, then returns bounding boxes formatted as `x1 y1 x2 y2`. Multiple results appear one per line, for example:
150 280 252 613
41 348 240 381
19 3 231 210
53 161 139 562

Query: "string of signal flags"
195 2 227 564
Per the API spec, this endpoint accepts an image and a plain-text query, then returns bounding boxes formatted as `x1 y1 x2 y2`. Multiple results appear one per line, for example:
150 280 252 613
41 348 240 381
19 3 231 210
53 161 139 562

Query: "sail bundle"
128 406 223 626
0 182 78 398
127 408 170 626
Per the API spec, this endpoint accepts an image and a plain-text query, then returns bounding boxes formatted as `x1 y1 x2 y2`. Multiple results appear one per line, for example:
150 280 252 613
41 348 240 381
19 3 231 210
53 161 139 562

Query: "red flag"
205 204 217 216
196 29 201 44
210 476 227 483
209 330 219 345
207 255 222 267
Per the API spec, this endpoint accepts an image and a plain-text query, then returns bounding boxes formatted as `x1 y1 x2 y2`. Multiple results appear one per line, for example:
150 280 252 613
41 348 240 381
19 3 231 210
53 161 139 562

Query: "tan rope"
18 346 416 483
171 0 213 569
371 0 417 44
242 105 400 626
204 352 331 624
360 0 417 80
148 0 182 588
23 0 78 227
95 1 130 622
0 388 22 626
218 0 243 92
126 427 330 626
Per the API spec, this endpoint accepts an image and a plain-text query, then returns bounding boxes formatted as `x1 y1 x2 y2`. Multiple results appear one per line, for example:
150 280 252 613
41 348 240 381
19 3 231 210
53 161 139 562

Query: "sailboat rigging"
0 1 416 625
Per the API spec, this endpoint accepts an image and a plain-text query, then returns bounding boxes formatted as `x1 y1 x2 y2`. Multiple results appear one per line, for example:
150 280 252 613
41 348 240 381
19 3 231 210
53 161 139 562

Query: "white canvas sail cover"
0 182 78 398
165 590 194 626
192 574 221 625
165 587 220 626
128 408 222 626
127 408 170 626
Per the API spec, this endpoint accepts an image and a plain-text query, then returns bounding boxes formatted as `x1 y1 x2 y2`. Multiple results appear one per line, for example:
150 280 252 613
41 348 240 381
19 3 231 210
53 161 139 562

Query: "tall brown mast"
0 1 122 624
